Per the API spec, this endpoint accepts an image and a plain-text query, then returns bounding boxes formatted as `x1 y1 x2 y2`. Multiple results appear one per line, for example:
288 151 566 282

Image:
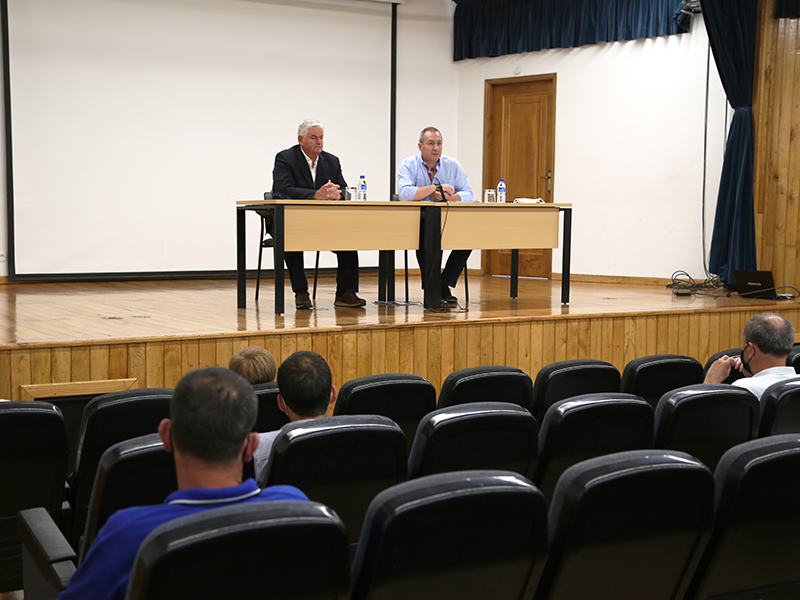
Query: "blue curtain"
452 0 688 61
704 0 758 287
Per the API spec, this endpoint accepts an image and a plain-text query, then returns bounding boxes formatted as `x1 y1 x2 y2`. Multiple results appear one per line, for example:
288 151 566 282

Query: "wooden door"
482 75 557 277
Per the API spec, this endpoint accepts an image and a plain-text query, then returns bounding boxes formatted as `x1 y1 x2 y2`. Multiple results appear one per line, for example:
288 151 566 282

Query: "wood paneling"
2 276 797 401
754 0 800 289
3 307 797 400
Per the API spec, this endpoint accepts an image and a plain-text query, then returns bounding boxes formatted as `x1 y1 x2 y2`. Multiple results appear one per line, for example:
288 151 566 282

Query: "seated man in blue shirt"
58 367 308 600
397 126 475 305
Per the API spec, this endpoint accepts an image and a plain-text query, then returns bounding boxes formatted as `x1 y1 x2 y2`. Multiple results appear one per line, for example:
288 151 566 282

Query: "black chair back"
536 450 714 600
685 435 800 600
351 471 548 600
533 393 653 499
68 389 172 548
437 366 534 412
531 359 621 421
79 434 177 562
334 373 436 454
759 377 800 436
407 401 538 479
252 382 290 433
621 354 704 409
126 501 350 600
0 401 68 592
654 384 759 471
261 415 407 542
787 345 800 373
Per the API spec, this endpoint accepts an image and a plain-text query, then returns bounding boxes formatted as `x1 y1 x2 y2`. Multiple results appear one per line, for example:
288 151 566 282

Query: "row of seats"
3 382 790 593
4 353 799 594
19 437 800 600
5 363 800 592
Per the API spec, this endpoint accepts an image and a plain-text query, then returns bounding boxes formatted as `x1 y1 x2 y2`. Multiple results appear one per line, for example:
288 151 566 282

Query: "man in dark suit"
272 119 364 309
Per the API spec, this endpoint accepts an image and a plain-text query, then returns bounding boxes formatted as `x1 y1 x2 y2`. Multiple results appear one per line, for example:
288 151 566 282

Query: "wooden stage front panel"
1 274 798 400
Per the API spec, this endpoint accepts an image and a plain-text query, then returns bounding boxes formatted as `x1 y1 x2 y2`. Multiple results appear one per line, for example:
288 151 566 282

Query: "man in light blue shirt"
398 127 475 304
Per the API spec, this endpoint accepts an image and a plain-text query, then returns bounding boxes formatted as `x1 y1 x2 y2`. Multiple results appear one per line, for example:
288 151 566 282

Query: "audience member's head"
743 312 794 358
166 367 258 465
229 346 277 384
276 351 334 419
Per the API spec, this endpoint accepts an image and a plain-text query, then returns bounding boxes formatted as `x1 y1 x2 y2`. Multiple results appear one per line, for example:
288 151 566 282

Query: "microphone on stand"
433 178 447 202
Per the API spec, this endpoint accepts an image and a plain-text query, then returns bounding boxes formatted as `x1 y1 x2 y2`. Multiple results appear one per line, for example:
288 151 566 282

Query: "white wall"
452 13 729 280
0 0 727 281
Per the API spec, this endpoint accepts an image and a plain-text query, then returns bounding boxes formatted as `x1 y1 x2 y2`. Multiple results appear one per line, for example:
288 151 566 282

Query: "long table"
236 200 572 313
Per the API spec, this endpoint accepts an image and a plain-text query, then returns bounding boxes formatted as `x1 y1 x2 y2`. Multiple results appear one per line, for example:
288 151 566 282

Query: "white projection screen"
4 0 392 278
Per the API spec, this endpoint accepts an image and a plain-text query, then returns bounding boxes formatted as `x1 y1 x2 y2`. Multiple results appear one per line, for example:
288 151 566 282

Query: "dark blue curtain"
452 0 688 61
704 0 758 287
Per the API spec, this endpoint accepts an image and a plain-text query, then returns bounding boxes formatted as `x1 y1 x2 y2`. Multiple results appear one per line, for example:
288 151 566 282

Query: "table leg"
511 249 519 298
561 207 572 304
274 205 285 315
237 207 247 309
423 206 443 309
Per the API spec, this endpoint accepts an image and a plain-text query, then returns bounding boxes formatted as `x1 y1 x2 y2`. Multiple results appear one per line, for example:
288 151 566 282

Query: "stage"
1 272 797 400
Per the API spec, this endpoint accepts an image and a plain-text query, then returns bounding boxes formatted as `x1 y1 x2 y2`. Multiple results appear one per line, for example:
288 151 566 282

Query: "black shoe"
441 285 457 304
295 290 312 309
334 292 366 308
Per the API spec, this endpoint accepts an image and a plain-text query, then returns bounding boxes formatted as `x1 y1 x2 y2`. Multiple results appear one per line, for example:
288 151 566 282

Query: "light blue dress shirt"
397 153 475 203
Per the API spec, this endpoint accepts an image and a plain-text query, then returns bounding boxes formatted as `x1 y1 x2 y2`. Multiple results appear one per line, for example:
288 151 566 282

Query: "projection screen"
4 0 392 278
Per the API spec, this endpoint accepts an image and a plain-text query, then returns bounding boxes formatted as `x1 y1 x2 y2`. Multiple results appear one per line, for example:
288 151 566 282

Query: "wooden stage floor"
1 273 797 400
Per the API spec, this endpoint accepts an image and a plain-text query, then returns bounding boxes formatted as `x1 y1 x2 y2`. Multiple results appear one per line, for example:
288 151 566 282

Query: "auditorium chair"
532 393 653 500
17 434 179 600
259 415 407 543
787 344 800 373
125 501 350 600
684 435 800 600
0 401 68 593
703 348 744 385
252 382 290 433
620 354 704 410
530 358 621 422
406 402 538 480
758 377 800 436
437 366 534 413
653 384 759 471
534 449 714 600
350 471 548 600
334 373 436 454
63 388 173 548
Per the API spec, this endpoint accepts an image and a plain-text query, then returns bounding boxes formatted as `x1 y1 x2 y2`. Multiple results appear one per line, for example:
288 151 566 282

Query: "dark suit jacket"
271 145 347 199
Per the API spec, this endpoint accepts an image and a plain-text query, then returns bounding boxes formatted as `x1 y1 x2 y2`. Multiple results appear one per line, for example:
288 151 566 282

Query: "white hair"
298 119 323 137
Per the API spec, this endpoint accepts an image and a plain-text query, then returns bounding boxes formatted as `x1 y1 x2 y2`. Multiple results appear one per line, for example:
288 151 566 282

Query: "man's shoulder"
440 154 465 168
319 149 341 163
399 153 421 168
275 145 301 160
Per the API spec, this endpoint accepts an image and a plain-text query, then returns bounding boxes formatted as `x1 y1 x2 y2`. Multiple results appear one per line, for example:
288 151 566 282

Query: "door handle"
540 170 552 193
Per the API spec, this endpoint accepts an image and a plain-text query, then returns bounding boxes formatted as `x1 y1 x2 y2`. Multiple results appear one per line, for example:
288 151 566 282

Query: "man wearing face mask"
704 312 797 401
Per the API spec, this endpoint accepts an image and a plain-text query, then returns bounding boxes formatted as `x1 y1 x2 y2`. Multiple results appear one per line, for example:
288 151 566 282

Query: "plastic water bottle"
357 175 367 201
497 178 506 203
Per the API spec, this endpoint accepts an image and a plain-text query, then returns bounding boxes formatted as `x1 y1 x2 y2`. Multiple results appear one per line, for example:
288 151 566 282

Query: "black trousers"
285 251 359 294
416 249 472 289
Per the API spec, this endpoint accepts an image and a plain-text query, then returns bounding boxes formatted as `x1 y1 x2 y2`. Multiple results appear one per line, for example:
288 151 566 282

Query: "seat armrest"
17 507 77 600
